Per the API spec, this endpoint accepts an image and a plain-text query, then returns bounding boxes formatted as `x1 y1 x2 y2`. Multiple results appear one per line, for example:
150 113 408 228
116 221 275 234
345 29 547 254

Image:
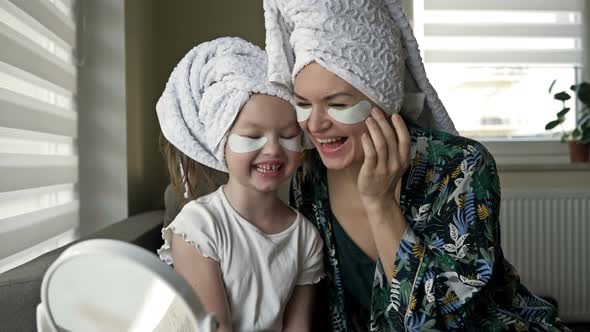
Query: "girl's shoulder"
172 188 229 229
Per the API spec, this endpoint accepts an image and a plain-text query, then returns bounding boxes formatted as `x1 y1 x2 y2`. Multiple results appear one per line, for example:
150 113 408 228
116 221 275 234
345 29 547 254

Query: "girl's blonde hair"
160 134 228 206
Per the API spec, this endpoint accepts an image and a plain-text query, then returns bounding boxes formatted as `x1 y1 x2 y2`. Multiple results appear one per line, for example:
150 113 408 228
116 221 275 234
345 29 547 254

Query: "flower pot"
568 141 589 162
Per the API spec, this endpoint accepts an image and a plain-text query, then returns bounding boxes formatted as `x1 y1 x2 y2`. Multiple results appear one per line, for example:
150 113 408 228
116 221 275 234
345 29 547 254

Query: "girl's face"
294 63 374 170
225 94 302 194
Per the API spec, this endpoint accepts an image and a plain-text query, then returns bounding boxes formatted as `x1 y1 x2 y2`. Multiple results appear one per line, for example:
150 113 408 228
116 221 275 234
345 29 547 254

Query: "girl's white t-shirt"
158 187 325 332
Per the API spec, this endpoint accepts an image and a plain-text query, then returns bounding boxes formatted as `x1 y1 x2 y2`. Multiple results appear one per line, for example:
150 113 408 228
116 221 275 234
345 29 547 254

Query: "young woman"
264 0 569 331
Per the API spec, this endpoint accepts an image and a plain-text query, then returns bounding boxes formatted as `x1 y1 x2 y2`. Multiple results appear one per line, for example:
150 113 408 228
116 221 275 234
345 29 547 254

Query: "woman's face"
294 63 374 170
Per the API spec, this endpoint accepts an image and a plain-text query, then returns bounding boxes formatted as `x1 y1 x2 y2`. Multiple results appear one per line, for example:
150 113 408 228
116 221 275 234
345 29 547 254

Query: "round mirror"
38 239 216 332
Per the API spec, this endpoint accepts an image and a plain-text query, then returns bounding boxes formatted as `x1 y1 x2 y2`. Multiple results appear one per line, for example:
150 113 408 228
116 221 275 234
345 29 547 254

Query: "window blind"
0 0 78 272
416 0 584 138
421 0 583 66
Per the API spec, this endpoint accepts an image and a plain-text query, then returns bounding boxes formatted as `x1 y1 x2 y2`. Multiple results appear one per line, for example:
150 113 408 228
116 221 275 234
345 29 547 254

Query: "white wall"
78 0 128 236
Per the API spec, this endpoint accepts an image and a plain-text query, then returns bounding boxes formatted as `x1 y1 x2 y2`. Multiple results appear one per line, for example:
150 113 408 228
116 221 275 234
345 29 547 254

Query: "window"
0 0 78 273
414 0 584 142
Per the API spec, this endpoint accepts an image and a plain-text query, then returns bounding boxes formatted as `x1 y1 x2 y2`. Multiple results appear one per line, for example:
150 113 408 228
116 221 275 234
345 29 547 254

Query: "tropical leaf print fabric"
290 127 569 332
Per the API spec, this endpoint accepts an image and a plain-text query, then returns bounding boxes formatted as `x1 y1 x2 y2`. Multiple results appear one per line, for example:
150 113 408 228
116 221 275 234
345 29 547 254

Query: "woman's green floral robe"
290 127 570 331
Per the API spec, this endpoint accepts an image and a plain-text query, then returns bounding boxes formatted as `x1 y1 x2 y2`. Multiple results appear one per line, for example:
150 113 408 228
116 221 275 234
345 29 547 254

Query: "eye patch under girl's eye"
327 100 372 124
228 134 268 153
279 135 303 152
295 105 312 122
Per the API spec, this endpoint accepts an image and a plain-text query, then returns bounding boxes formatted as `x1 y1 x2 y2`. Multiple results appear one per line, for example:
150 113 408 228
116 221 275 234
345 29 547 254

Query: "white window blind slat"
424 10 581 26
0 153 77 167
425 24 583 38
0 127 75 155
0 85 75 118
0 184 75 220
0 201 79 259
1 1 73 56
425 0 583 11
0 183 75 202
47 0 76 22
0 153 78 201
8 0 75 45
0 61 74 115
0 138 74 155
0 22 76 91
0 0 78 269
0 60 74 106
424 50 583 65
0 126 75 144
0 90 77 137
0 165 78 199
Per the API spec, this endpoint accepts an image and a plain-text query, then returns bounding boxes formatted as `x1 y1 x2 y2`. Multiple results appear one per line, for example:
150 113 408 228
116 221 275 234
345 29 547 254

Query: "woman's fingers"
363 107 411 180
361 132 377 171
391 113 411 170
370 108 399 171
365 110 389 171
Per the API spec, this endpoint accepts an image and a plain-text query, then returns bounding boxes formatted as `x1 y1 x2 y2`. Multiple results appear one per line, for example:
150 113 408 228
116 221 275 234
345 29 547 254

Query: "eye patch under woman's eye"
295 105 312 122
327 100 372 124
228 134 268 153
279 135 303 152
329 104 348 109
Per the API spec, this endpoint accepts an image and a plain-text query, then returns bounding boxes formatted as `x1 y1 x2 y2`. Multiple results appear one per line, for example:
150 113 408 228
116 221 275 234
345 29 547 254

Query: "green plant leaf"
557 108 571 117
554 91 571 101
572 128 581 138
545 120 561 130
548 79 557 93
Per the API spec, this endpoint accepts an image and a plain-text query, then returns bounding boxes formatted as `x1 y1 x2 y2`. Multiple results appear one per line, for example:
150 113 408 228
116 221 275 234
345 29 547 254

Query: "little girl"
156 37 324 332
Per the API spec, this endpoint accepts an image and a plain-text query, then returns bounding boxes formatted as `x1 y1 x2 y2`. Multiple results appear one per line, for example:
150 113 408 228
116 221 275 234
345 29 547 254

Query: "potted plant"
546 81 590 162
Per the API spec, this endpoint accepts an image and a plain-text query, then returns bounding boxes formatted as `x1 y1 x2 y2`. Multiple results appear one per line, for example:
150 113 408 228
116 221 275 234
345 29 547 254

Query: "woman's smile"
314 136 349 156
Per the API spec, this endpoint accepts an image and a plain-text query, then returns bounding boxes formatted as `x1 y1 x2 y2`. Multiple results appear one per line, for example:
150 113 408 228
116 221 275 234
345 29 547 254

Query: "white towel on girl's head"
264 0 458 135
156 37 294 172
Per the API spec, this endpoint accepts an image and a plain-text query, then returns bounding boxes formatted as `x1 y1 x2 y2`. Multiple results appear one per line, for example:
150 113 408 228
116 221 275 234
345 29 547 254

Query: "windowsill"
480 139 582 170
497 162 590 172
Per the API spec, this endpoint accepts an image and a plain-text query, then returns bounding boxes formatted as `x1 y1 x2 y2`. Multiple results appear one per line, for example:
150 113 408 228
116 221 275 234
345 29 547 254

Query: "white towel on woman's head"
264 0 458 134
156 37 294 172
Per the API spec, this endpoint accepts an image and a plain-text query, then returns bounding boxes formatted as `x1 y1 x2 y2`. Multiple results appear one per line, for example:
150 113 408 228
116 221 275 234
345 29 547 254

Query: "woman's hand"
358 108 411 210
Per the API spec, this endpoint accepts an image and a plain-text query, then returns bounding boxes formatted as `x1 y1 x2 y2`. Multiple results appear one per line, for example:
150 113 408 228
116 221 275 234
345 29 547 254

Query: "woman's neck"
327 162 365 212
222 179 293 233
327 161 402 212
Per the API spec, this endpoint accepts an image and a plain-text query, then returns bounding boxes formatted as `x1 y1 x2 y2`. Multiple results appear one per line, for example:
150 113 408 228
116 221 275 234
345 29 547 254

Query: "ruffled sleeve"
157 202 222 265
296 216 325 285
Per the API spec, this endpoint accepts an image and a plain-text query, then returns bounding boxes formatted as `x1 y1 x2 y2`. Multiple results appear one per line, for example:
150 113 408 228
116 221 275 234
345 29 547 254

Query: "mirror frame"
37 239 216 332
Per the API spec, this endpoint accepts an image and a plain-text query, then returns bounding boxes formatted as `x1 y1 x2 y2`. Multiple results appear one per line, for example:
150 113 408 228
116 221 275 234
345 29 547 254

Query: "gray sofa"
0 210 165 332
